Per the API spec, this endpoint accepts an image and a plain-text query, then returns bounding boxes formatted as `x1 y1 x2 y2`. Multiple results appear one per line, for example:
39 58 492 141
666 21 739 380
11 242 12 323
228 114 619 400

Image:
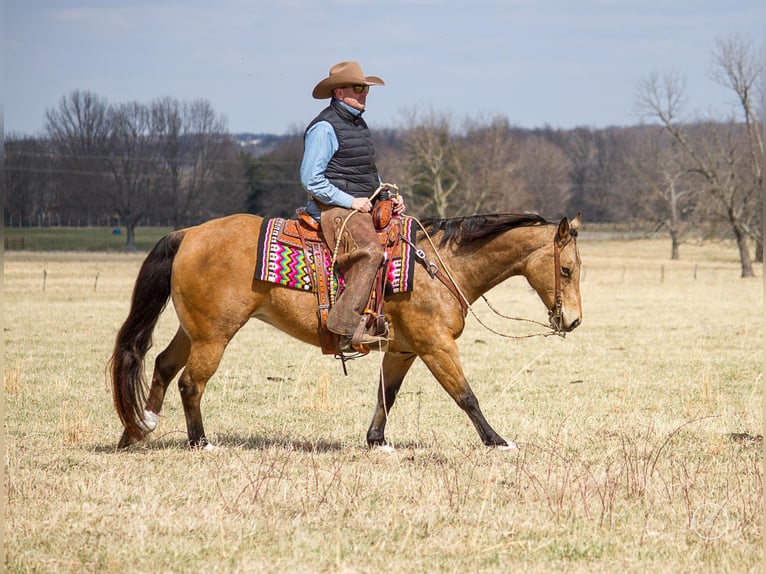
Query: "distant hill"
233 133 293 157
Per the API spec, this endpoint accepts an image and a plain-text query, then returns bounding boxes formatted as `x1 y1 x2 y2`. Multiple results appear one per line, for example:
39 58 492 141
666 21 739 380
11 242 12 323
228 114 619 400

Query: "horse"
110 211 582 451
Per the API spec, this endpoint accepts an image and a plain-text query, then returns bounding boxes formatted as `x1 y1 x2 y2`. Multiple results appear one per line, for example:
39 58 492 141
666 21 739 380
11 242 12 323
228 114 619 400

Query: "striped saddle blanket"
254 215 417 295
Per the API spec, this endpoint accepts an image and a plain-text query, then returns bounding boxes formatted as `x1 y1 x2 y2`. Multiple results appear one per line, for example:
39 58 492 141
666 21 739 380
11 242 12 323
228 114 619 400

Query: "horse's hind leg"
118 328 191 448
367 351 417 448
146 328 191 413
177 339 228 449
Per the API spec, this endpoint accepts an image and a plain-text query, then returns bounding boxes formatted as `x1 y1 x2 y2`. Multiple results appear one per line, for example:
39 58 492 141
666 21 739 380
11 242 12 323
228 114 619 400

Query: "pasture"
4 236 762 573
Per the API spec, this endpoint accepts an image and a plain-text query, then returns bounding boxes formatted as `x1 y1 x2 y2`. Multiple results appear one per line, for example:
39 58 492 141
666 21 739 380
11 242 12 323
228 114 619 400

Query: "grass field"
4 226 172 252
4 235 763 573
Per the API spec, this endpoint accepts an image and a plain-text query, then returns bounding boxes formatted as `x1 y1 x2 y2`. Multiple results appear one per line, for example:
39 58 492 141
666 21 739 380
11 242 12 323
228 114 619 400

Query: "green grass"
3 226 173 252
4 238 762 573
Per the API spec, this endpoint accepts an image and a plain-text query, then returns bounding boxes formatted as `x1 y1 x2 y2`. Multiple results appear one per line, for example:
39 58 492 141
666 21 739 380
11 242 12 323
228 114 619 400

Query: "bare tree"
372 127 408 192
43 91 238 238
710 36 763 262
626 127 698 259
636 35 762 277
45 90 110 156
461 116 527 214
104 101 160 250
5 134 58 226
152 98 230 227
553 127 632 222
202 139 250 218
44 90 112 223
516 135 572 218
402 109 464 218
244 135 305 218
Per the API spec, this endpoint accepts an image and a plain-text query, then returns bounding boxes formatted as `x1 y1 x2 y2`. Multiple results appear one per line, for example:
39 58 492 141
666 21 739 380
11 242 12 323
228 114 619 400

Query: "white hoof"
202 442 222 452
496 442 519 452
375 444 396 454
137 410 158 433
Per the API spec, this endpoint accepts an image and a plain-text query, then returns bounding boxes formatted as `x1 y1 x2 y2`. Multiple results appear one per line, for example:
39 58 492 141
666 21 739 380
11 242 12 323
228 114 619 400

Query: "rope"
469 303 563 339
408 215 470 305
407 215 561 340
326 182 559 340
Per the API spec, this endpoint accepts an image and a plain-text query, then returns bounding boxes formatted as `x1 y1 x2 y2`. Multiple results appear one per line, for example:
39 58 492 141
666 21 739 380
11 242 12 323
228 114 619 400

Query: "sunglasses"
350 85 370 94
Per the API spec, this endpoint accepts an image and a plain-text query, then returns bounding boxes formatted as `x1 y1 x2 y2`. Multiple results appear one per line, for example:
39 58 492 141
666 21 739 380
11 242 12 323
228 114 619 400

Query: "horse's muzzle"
549 310 581 333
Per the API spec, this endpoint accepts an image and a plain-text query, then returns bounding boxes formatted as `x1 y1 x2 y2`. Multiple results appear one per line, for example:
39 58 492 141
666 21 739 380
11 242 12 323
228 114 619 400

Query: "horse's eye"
561 266 571 278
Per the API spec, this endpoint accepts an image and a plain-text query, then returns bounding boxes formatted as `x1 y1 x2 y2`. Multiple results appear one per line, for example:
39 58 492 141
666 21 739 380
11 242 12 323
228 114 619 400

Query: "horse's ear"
556 212 581 245
569 212 582 237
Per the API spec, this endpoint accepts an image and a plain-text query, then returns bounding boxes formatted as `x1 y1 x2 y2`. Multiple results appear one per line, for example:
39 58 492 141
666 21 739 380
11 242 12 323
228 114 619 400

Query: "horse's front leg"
366 351 417 448
420 344 516 449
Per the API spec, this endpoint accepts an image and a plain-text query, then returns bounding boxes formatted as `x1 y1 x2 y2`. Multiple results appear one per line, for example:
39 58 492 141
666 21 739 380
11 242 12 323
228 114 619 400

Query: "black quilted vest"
305 99 380 198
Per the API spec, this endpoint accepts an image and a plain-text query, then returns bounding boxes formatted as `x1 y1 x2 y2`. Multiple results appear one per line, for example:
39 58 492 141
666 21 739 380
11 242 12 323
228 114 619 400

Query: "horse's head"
526 213 582 334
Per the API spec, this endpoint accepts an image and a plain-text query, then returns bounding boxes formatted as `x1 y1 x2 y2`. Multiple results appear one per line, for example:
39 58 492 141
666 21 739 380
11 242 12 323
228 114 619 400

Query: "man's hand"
351 197 373 213
391 194 406 215
351 194 405 215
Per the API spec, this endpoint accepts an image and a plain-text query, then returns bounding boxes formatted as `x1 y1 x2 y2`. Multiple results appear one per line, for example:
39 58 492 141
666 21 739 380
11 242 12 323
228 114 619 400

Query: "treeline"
5 91 246 250
242 113 761 274
4 37 761 275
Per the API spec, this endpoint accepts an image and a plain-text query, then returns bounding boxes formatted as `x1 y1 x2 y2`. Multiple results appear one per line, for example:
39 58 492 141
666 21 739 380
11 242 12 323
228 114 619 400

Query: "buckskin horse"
110 211 582 451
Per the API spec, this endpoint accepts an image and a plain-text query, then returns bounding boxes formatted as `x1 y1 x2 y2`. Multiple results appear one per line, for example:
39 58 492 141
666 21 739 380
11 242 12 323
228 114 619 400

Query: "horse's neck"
443 225 550 303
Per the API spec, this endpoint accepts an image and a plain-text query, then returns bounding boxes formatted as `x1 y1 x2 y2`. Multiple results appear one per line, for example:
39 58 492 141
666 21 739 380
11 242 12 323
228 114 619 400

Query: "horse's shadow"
94 433 426 454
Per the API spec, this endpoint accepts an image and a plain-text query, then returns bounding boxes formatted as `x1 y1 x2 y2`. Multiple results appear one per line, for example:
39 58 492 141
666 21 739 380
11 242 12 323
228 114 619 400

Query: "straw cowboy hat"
312 61 385 99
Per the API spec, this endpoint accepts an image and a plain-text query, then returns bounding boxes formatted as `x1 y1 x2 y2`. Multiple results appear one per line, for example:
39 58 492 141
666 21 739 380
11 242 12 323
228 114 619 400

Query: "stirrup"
337 335 370 355
350 316 383 347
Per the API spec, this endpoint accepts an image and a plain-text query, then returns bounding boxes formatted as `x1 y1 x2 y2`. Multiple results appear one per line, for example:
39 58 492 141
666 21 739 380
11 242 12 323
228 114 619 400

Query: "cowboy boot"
330 266 386 351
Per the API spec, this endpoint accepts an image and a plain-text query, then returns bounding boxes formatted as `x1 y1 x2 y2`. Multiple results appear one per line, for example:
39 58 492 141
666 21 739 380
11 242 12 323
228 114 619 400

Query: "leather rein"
549 228 573 334
407 219 572 339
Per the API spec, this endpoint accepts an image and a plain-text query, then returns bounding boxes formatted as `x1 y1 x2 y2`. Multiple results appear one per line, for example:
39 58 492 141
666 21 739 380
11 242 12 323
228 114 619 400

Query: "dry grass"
4 239 762 573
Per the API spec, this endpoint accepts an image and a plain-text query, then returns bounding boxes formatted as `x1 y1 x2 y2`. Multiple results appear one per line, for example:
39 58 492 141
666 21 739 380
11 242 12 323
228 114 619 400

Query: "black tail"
110 231 185 443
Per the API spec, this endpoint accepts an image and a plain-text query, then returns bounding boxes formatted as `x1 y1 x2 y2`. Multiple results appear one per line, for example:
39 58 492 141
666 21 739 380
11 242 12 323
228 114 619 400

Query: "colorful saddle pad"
255 216 416 294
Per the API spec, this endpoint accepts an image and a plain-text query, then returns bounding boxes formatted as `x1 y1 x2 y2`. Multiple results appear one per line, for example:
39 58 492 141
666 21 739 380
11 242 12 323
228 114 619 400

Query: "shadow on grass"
94 431 429 454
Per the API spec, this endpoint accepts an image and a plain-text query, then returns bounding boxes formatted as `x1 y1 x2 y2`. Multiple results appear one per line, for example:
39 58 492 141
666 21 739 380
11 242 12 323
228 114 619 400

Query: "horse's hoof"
117 430 139 449
496 442 519 452
373 444 396 454
193 440 223 452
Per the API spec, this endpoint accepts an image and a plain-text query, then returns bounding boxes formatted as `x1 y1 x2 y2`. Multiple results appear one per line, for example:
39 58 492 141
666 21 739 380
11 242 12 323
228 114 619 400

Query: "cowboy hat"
312 61 385 99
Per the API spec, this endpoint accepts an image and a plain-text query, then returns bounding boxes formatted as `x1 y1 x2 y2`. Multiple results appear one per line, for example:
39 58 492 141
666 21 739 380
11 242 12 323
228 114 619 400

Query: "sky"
4 0 764 137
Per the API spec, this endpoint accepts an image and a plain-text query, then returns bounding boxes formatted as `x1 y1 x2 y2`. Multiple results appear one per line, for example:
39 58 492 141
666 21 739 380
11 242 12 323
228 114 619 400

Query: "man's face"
334 85 369 111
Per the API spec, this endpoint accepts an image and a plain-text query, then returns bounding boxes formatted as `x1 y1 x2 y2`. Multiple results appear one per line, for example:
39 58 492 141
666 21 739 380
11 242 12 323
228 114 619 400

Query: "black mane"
418 213 549 248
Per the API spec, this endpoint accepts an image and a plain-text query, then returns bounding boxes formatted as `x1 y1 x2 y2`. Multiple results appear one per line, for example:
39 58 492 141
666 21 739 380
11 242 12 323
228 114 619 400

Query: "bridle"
477 227 576 338
409 218 577 339
549 229 574 333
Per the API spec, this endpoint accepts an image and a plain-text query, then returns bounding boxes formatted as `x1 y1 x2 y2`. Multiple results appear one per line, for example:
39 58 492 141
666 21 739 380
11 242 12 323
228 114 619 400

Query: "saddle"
274 201 407 356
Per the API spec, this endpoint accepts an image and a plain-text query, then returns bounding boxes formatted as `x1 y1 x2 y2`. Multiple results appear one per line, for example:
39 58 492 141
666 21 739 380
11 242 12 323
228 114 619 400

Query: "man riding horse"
109 61 583 452
300 61 405 353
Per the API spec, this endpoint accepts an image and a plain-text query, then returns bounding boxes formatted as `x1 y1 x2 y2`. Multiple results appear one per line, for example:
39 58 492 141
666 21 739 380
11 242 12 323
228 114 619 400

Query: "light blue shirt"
300 99 373 219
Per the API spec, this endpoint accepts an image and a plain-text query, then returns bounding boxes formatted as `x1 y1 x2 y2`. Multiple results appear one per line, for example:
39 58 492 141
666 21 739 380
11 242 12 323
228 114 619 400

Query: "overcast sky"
5 1 764 136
